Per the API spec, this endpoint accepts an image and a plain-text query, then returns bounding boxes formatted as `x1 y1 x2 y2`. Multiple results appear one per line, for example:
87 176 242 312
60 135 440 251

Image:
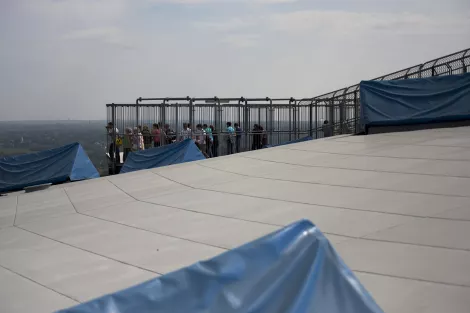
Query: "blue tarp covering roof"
57 220 383 313
0 142 99 193
120 139 206 174
360 73 470 127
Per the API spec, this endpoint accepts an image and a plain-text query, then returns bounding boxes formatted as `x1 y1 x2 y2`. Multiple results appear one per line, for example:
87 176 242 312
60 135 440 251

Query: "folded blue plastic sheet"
120 139 206 174
0 142 99 193
57 220 383 313
360 73 470 127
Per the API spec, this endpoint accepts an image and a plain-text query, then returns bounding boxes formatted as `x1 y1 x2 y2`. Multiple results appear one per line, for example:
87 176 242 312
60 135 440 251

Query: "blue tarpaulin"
0 143 99 193
120 139 206 174
57 220 383 313
360 73 470 127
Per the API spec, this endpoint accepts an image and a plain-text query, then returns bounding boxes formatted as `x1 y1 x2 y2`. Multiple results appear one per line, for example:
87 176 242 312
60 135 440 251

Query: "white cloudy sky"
1 0 469 120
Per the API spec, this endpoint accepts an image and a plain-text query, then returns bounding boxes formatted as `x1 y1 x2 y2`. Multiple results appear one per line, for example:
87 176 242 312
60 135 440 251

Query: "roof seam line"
13 196 18 226
197 163 470 199
105 179 139 201
354 270 470 289
0 263 81 303
63 188 78 213
77 211 228 251
331 138 470 150
196 185 463 222
150 171 196 189
239 155 470 179
14 225 161 276
283 147 470 162
112 198 470 252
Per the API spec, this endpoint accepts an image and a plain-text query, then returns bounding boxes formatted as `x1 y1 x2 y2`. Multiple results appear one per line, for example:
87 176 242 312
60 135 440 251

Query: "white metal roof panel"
1 126 470 313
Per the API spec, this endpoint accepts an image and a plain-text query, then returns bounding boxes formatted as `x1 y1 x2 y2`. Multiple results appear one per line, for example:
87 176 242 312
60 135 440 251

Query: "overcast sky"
1 0 469 120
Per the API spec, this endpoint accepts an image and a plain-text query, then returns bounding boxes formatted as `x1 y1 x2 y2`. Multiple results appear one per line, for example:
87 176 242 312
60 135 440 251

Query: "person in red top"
152 123 161 147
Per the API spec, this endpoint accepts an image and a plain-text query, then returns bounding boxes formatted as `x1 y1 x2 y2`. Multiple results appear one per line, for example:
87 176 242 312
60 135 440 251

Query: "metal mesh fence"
312 48 470 133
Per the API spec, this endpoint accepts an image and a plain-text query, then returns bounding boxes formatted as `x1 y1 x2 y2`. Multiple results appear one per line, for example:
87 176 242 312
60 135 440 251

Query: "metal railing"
105 48 470 173
305 48 470 131
105 98 344 172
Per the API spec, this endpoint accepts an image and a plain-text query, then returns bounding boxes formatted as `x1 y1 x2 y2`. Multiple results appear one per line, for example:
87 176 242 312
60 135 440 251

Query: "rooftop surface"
1 127 470 313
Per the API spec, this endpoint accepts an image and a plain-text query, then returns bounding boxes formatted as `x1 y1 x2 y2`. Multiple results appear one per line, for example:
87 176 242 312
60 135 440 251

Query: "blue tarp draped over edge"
360 73 470 127
120 139 206 174
0 142 99 193
265 136 313 148
57 220 383 313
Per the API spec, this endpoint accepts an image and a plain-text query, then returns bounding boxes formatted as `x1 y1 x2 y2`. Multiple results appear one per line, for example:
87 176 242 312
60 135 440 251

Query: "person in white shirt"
194 124 208 158
181 123 190 141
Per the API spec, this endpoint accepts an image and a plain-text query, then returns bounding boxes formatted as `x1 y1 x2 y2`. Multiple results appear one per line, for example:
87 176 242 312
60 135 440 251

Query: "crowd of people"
106 121 269 163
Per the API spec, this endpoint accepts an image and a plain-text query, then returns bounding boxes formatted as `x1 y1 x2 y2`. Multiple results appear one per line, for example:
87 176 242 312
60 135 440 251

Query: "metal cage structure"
106 98 339 172
106 48 470 173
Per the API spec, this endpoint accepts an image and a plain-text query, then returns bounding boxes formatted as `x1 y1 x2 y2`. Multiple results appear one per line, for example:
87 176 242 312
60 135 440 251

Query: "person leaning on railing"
123 128 133 161
132 127 145 151
194 124 209 158
106 122 121 163
210 125 218 157
225 122 235 155
142 125 152 149
204 124 213 158
322 120 333 138
259 125 268 147
163 124 176 144
152 123 161 147
252 124 261 150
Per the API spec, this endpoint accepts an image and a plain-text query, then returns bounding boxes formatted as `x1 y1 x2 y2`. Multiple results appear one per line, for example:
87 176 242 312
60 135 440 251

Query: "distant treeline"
0 121 108 175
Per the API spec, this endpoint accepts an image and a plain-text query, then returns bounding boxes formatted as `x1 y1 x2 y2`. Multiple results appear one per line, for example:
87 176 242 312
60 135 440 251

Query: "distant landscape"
0 121 109 176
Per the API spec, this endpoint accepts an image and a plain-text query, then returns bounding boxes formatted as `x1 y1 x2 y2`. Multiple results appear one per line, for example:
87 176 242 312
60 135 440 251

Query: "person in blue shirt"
226 122 235 155
203 124 213 158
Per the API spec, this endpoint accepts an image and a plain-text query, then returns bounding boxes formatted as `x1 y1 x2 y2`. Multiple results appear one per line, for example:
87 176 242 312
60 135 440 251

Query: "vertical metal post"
218 98 222 156
267 98 273 145
309 99 313 137
354 91 358 134
295 99 298 139
175 102 179 141
340 92 346 134
242 98 248 150
136 106 139 127
418 64 424 78
446 63 452 75
214 97 219 132
329 92 337 134
162 99 167 145
288 98 293 141
315 100 318 139
463 50 468 74
258 104 261 127
111 104 116 173
217 99 222 134
135 98 141 127
189 97 194 136
431 60 438 77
